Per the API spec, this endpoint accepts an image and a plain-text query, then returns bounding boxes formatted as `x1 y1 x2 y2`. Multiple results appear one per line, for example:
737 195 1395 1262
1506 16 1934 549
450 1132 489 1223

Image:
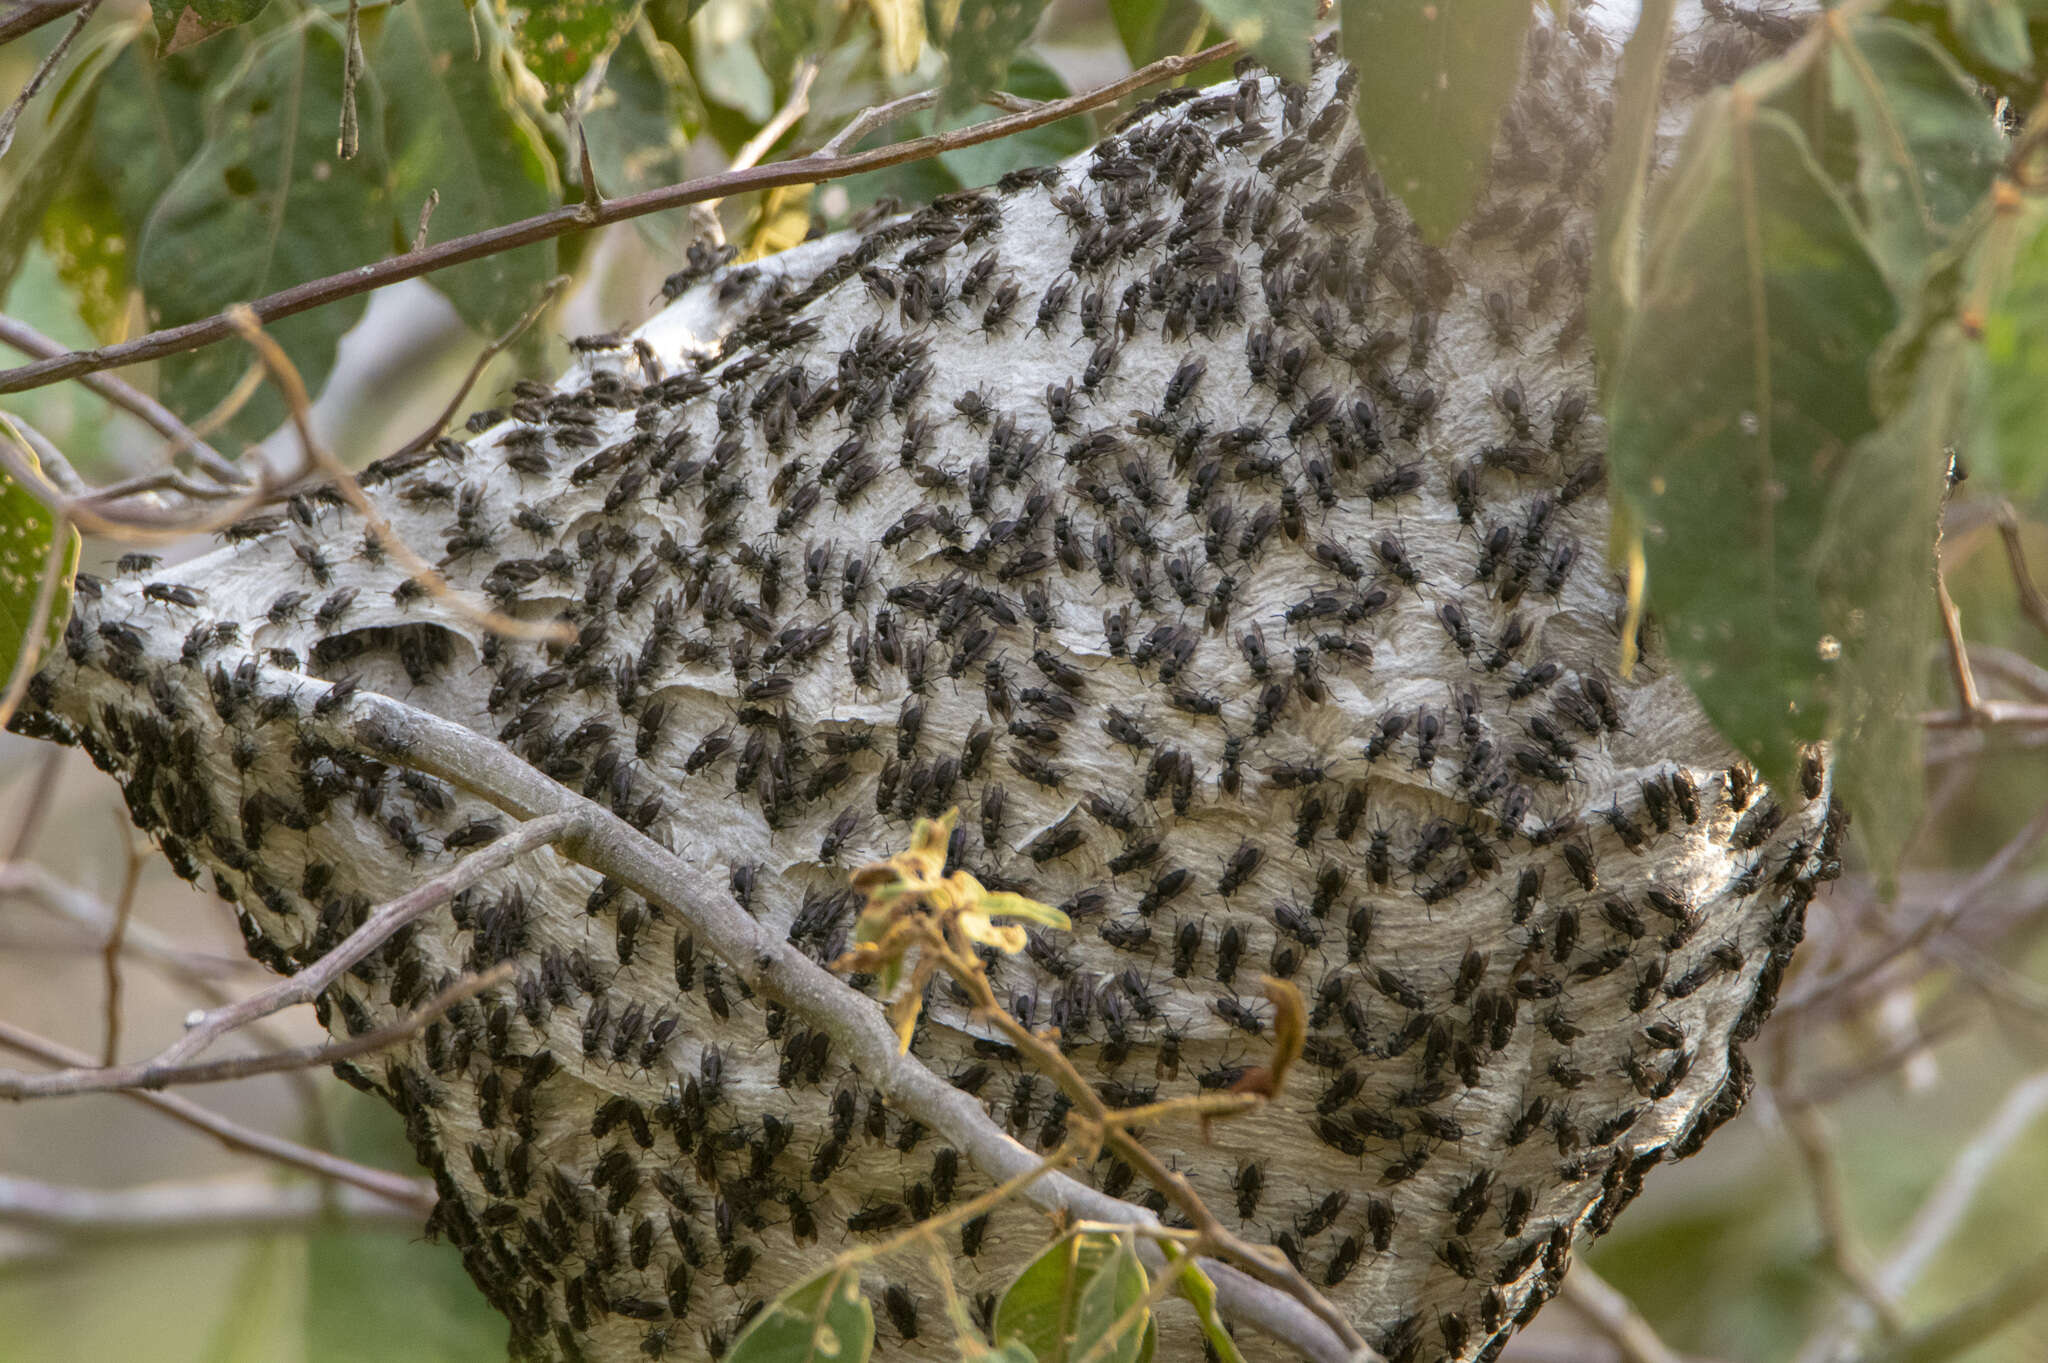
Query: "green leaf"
84 40 223 239
1826 18 2008 292
1162 1249 1248 1363
152 0 270 53
304 1091 504 1363
727 1264 875 1363
1608 102 1896 797
689 0 776 123
498 0 642 104
137 14 397 442
935 0 1049 118
0 25 129 303
1948 0 2033 73
1191 0 1310 84
980 1344 1041 1363
869 0 927 75
375 0 561 335
41 174 134 344
1814 236 1969 878
996 1231 1148 1363
1072 1234 1149 1363
1341 0 1536 243
0 422 81 692
1980 199 2048 503
1592 0 1675 373
939 54 1092 189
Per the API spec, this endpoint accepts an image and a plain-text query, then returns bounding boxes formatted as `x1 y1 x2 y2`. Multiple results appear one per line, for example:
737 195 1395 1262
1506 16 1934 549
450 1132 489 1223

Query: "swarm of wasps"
19 11 1838 1361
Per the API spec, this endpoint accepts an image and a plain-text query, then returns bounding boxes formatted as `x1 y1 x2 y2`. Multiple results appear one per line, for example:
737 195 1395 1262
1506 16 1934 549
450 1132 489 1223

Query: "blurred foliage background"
7 1 2048 1361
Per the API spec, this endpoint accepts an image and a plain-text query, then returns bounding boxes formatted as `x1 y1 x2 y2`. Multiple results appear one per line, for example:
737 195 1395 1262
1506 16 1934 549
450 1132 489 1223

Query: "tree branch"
0 0 85 47
0 1173 422 1249
0 813 575 1100
0 313 243 485
0 39 1240 398
0 1022 434 1212
1558 1264 1687 1363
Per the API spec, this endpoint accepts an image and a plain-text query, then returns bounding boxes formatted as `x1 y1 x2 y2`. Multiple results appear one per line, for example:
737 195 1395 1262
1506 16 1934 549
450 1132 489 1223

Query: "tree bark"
10 16 1834 1363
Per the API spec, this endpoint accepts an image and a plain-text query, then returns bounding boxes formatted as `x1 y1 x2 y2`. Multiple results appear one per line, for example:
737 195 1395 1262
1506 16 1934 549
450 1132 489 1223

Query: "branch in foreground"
0 0 86 47
0 813 575 1098
316 680 1360 1363
0 39 1239 398
0 314 242 485
0 1020 433 1213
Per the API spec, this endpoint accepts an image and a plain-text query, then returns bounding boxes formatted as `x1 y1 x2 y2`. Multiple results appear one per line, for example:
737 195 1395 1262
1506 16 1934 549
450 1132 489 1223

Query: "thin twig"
387 275 568 461
0 860 258 982
0 1174 422 1255
1796 1068 2048 1363
1935 566 1985 722
2 746 63 864
0 1022 434 1212
48 961 509 1093
1861 1248 2048 1363
0 814 568 1098
0 415 271 539
691 55 822 245
0 314 242 485
1780 793 2048 1017
226 306 575 645
96 828 142 1066
1780 1098 1903 1342
1559 1263 1687 1363
0 0 100 160
0 0 88 47
815 86 1047 159
0 39 1241 397
1995 501 2048 641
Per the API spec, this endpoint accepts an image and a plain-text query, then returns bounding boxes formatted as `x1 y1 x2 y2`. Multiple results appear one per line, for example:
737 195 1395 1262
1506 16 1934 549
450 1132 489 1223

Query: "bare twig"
1995 501 2048 642
1935 566 1985 722
1861 1248 2048 1363
226 307 576 645
0 0 100 160
0 860 258 982
0 314 242 485
0 0 87 47
0 814 568 1099
0 39 1241 398
0 415 270 539
1796 1068 2048 1363
2 746 63 863
815 86 1046 159
387 275 568 462
96 829 142 1066
1559 1264 1687 1363
0 1022 434 1212
690 56 821 244
0 1174 422 1256
1780 794 2048 1017
3 963 509 1096
1780 1098 1903 1352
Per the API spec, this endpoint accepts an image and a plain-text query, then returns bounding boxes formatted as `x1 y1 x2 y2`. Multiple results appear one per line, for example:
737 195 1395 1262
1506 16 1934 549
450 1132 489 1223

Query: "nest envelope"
14 24 1836 1363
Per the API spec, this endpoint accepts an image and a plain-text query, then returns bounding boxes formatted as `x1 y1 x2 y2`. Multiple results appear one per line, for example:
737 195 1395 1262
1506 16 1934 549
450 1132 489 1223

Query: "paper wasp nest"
15 16 1835 1363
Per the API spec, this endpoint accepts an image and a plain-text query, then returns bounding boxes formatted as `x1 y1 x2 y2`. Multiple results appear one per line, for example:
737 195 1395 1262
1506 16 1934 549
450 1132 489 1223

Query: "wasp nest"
15 17 1837 1363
